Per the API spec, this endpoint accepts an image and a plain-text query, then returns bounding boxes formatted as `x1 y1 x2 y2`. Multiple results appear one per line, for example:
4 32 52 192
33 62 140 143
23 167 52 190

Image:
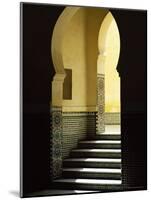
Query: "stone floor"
25 189 98 197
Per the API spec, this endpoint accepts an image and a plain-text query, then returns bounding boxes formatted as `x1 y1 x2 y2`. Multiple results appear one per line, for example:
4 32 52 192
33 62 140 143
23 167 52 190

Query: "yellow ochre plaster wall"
53 7 120 113
97 12 120 113
62 9 87 112
62 8 108 112
104 19 120 113
86 8 108 109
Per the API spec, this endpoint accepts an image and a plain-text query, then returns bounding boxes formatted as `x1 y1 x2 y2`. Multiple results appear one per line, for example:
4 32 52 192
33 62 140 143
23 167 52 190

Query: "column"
51 73 65 179
96 53 106 134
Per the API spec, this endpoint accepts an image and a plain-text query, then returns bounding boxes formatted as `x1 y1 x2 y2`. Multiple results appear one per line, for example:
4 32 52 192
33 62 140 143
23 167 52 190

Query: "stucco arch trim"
51 7 81 75
51 7 82 106
97 12 120 74
98 11 120 72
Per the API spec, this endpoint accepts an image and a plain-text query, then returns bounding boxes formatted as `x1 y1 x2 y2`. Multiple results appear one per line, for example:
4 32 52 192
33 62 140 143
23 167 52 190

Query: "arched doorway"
97 12 121 134
51 7 121 183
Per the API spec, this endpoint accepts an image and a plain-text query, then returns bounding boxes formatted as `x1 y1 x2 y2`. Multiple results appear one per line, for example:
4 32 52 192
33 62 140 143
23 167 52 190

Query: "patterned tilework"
62 112 96 158
97 74 105 133
105 112 121 125
50 106 63 179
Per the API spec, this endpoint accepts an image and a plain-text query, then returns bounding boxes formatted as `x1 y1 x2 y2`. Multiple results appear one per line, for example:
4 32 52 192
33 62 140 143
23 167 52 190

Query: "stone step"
70 149 121 158
88 134 121 140
53 178 122 191
63 158 121 168
62 168 121 179
79 140 121 149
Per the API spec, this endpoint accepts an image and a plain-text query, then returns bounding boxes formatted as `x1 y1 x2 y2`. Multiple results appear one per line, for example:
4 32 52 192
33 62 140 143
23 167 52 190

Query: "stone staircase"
53 132 122 191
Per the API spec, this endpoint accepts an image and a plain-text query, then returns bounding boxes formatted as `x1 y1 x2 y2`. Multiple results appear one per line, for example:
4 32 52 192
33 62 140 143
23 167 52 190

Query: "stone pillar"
51 73 65 179
52 74 65 107
96 73 105 133
50 106 63 179
96 53 106 134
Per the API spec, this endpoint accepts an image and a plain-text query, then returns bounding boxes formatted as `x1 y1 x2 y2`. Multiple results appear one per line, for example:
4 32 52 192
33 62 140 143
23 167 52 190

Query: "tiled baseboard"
62 112 96 158
105 112 120 125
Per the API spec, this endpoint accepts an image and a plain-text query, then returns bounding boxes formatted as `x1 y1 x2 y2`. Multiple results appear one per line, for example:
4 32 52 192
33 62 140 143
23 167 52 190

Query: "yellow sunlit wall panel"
104 20 120 113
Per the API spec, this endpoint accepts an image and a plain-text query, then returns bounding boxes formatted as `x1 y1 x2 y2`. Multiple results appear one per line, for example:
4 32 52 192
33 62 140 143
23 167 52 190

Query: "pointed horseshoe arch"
50 7 121 178
51 7 81 106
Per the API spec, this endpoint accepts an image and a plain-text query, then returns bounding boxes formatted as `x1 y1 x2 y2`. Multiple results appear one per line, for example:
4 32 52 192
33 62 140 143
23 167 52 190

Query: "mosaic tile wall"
96 74 105 133
50 109 97 178
105 112 120 125
62 112 96 158
50 106 63 179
